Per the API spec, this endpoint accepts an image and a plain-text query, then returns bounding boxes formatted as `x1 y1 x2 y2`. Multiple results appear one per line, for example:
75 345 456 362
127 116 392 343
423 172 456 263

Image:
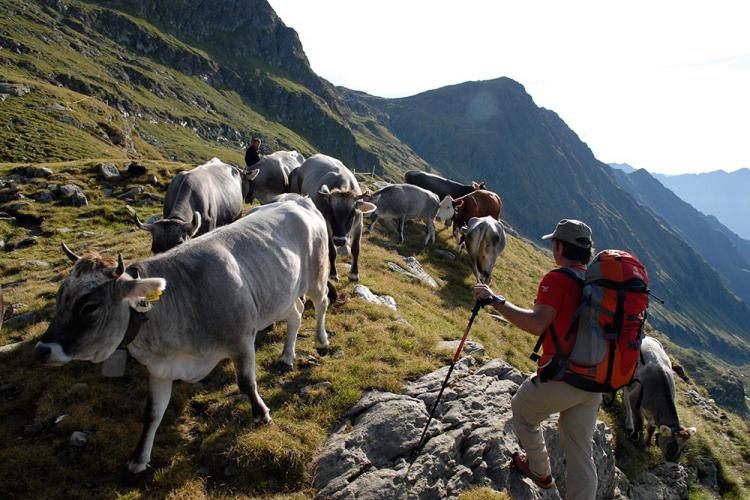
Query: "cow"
404 170 485 203
133 158 252 254
290 153 376 281
363 184 439 245
33 197 333 476
623 336 697 461
459 216 506 284
436 190 503 247
244 150 305 204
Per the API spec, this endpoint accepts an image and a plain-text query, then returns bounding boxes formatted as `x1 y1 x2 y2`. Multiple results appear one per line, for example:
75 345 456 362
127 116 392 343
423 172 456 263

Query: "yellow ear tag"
145 289 163 302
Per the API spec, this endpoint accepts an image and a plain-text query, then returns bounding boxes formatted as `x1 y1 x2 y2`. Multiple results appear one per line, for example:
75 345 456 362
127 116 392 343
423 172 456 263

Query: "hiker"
473 219 599 498
245 137 262 167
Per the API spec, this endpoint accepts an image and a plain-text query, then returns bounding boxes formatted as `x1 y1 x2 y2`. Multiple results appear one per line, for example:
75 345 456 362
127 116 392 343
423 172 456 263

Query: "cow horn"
184 211 202 237
246 168 260 181
61 242 80 263
133 211 154 232
115 253 125 278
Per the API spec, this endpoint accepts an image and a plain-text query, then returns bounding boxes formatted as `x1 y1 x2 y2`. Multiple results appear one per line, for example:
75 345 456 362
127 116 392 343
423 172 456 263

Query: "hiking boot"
512 451 555 489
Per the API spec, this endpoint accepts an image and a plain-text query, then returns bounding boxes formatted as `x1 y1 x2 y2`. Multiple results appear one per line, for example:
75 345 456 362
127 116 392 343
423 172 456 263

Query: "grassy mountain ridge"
356 78 750 364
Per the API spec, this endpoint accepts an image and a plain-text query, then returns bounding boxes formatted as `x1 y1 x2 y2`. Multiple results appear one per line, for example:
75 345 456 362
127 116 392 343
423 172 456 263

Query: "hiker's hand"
473 284 494 302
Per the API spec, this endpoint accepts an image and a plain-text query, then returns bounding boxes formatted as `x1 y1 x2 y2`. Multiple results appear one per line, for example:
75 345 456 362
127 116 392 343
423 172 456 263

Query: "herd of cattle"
19 150 693 476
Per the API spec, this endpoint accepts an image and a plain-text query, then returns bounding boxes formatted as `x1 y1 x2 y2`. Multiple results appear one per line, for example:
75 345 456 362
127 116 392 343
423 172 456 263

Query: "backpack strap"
530 268 584 362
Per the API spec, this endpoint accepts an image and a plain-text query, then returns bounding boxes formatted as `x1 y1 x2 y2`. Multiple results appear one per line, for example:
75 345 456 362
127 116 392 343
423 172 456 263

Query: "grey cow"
34 197 333 476
244 150 305 204
134 158 251 253
624 336 696 461
459 216 506 284
290 153 376 281
363 184 439 245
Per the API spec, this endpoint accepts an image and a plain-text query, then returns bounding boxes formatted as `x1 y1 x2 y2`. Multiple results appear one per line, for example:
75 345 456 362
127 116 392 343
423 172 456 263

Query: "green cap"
542 219 592 248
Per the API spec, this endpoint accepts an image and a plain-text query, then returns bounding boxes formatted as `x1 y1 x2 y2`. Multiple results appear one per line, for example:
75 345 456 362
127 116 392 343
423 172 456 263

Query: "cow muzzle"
33 341 71 366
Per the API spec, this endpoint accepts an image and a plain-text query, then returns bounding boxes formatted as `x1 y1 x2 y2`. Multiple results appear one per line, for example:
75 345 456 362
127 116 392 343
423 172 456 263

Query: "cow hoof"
122 463 152 486
330 274 340 282
277 361 294 373
348 273 359 282
316 347 330 357
254 414 273 426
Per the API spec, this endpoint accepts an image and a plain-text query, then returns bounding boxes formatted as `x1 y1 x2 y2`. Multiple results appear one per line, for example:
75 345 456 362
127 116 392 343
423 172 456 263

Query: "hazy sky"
268 0 749 174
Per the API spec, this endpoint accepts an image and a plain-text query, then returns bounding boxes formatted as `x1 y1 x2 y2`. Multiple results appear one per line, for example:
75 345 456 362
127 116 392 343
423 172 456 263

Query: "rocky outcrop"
314 358 617 499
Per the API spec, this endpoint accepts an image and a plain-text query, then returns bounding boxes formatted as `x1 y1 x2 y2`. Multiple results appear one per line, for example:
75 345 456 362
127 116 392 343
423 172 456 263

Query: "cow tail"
327 281 338 304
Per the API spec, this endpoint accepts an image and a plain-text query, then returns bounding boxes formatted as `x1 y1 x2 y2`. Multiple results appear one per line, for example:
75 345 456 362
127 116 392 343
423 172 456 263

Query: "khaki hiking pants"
511 377 602 500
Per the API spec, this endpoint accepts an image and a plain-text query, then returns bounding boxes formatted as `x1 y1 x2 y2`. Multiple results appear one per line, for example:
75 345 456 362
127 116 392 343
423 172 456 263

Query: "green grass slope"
1 160 748 498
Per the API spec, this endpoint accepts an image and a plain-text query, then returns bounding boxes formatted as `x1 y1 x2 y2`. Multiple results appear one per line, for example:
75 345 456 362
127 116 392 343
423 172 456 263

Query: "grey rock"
4 312 37 328
147 175 158 185
118 186 145 199
353 284 397 310
0 240 4 250
127 162 148 176
36 190 55 202
0 83 31 97
78 231 95 238
97 163 121 181
387 256 438 289
24 260 49 268
314 358 616 499
629 462 689 500
59 184 88 206
46 273 64 282
13 166 52 178
16 237 38 249
69 431 88 448
436 339 485 357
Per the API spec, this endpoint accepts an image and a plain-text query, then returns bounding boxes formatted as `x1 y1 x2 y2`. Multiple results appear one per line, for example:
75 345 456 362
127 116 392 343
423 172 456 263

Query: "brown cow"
436 190 503 248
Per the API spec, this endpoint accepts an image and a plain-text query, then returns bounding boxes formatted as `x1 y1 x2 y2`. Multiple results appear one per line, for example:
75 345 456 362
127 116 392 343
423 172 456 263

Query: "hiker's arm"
472 284 556 336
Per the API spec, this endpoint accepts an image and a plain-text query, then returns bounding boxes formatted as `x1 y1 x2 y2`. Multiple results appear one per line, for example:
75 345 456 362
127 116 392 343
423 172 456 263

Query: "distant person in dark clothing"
245 138 262 167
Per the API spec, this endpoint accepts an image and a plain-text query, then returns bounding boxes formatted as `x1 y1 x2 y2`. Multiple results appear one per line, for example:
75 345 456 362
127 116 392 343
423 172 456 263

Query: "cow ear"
245 169 260 181
183 212 202 238
454 199 465 208
472 181 480 189
318 184 331 197
356 201 377 214
459 225 469 235
118 277 167 305
659 425 672 437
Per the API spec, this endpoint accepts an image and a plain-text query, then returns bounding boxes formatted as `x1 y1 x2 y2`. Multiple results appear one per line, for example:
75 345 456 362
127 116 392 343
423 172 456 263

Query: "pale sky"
268 0 750 174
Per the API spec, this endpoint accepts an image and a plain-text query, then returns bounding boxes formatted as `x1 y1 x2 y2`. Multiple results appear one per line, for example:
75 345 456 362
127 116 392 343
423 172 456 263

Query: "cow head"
33 244 166 366
317 185 376 255
134 210 202 254
656 425 696 461
436 195 457 224
241 168 261 202
472 181 486 191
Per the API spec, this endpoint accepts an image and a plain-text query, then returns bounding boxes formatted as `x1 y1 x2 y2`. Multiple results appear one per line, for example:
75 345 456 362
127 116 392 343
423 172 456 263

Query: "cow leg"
473 259 482 284
127 376 173 474
398 217 406 244
424 218 436 245
310 282 330 356
366 213 378 233
328 237 339 281
233 340 272 424
279 298 304 370
645 422 656 450
623 386 635 437
349 216 362 281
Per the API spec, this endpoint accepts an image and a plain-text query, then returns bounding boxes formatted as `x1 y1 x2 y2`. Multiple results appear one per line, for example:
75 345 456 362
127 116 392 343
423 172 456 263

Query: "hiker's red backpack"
532 250 650 392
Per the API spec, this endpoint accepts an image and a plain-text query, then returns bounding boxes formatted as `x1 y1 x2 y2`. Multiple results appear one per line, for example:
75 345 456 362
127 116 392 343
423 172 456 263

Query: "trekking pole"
408 298 491 467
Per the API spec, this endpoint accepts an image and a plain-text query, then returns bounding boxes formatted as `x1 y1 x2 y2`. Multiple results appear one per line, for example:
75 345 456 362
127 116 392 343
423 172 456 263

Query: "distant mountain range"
610 164 750 240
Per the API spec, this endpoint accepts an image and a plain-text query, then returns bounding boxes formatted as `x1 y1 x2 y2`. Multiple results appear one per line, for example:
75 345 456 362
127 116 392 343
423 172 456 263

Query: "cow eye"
80 303 99 316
